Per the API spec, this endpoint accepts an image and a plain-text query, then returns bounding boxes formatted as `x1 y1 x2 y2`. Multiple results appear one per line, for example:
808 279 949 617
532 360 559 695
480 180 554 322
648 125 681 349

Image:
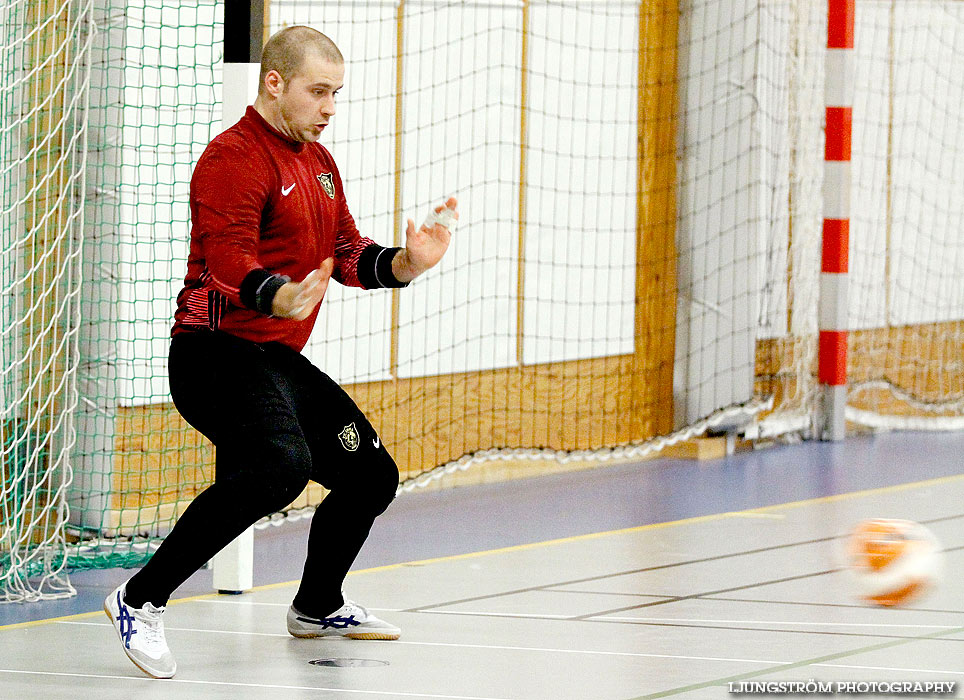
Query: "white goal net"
1 0 92 601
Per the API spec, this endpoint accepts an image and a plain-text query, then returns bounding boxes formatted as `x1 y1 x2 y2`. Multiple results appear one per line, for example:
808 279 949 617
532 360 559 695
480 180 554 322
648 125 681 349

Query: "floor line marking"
700 595 964 615
189 599 300 608
0 669 513 700
413 611 964 642
570 569 840 620
423 608 964 633
595 616 959 629
537 589 667 599
184 598 412 613
60 623 964 679
412 610 575 620
744 478 964 516
0 608 104 631
403 542 840 614
58 620 289 637
406 513 964 615
626 624 964 699
52 621 798 665
391 641 784 664
70 612 964 645
815 662 964 676
3 473 962 632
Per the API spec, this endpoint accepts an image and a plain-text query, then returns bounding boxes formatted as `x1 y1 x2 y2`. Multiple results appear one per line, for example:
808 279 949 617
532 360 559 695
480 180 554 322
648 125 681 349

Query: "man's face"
275 53 345 143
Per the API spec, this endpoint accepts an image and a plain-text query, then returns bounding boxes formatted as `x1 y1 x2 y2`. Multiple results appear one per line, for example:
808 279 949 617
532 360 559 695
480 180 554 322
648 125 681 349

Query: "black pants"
124 330 399 616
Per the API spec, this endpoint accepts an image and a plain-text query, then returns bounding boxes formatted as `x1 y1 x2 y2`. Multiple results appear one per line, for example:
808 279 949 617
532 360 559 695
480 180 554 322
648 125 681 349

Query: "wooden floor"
1 458 962 699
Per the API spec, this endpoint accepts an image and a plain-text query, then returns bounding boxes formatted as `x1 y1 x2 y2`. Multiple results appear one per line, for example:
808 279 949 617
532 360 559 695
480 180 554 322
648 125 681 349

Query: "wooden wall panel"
634 0 679 438
112 354 644 513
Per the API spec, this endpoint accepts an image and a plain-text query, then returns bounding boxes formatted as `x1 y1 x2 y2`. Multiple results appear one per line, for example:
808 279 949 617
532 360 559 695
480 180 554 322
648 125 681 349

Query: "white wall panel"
395 3 522 378
674 0 764 426
521 2 638 365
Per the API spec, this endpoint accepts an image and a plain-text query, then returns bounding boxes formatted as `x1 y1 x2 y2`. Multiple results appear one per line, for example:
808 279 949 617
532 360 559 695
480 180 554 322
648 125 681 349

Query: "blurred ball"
846 518 941 607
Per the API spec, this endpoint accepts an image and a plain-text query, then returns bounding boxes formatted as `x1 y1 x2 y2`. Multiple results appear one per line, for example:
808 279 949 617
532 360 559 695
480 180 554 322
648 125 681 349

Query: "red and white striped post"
819 0 854 441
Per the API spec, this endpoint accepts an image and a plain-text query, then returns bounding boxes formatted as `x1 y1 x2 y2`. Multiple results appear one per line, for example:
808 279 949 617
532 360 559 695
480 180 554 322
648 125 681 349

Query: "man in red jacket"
105 25 457 679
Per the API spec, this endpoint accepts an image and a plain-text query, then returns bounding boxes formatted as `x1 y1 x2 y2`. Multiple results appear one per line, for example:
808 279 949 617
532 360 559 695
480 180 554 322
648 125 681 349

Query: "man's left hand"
393 196 458 283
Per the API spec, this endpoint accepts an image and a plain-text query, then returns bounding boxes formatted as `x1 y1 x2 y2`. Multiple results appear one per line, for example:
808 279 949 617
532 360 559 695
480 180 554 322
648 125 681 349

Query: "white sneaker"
104 583 177 678
287 598 401 640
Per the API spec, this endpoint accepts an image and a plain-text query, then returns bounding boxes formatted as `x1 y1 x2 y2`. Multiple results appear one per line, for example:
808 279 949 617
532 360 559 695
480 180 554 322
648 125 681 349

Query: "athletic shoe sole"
289 629 400 640
103 598 176 679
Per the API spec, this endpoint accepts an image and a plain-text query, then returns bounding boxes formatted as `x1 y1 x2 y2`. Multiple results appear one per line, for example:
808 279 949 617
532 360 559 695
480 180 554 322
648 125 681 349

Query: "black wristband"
357 244 410 289
240 268 291 315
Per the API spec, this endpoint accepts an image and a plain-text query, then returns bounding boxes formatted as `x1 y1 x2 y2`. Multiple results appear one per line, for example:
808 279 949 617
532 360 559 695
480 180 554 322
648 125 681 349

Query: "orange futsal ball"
846 519 941 607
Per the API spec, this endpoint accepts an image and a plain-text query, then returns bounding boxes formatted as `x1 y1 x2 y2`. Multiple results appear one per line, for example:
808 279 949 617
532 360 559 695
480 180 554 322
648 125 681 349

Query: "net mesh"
0 0 91 601
67 0 221 571
2 0 962 599
845 0 964 430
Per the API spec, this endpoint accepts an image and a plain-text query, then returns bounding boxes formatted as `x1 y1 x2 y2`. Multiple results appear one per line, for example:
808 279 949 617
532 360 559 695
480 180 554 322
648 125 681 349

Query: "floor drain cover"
309 658 389 668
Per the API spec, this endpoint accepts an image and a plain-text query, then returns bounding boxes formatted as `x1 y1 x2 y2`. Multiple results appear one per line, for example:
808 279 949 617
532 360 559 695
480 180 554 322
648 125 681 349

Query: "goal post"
209 0 265 596
819 0 855 441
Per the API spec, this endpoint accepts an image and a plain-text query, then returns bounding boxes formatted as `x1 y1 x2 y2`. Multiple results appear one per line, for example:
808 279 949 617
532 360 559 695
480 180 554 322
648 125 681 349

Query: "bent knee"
331 448 398 515
370 452 400 514
268 471 311 511
245 438 313 513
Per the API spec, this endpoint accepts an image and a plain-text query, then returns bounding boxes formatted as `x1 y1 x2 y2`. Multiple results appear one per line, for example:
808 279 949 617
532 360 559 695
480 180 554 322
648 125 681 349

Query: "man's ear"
263 69 285 98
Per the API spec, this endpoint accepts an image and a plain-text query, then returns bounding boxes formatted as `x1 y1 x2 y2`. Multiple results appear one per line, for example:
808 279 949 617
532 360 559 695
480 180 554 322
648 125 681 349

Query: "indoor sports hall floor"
1 430 962 699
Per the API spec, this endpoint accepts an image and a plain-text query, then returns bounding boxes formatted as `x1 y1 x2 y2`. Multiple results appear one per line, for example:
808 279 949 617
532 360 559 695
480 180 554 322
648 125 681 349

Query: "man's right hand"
271 257 334 320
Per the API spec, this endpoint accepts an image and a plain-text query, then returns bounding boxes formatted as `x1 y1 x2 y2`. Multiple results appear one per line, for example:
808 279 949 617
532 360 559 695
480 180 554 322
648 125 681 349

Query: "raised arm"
391 197 459 283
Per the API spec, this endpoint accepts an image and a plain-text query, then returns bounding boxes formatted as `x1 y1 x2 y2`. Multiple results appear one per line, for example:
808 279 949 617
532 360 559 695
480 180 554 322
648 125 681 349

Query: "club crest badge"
337 422 359 452
317 172 335 199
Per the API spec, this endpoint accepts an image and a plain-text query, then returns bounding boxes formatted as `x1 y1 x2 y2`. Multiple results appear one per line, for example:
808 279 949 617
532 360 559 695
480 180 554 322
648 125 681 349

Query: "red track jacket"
173 106 402 352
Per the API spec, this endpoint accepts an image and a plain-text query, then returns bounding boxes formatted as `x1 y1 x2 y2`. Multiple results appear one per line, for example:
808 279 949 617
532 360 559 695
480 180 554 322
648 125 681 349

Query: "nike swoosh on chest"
268 178 336 259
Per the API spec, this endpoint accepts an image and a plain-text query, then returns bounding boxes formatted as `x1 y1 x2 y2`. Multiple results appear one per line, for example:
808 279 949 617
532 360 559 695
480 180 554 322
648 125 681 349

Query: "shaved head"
258 26 343 96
